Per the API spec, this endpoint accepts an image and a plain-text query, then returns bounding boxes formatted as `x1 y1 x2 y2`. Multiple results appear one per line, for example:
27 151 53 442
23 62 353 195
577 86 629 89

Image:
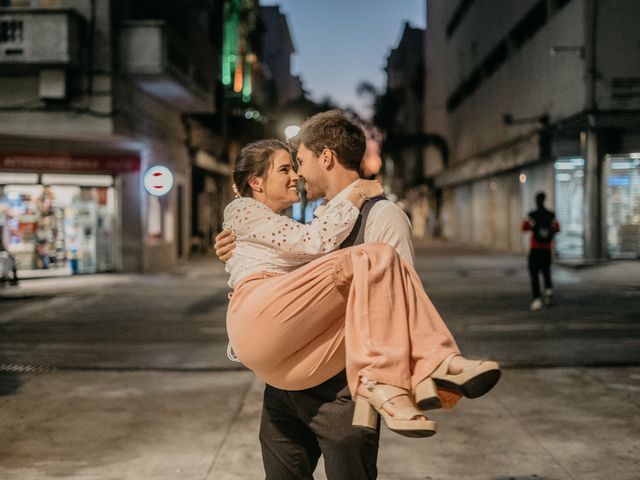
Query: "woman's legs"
227 243 460 397
398 260 464 389
337 243 459 396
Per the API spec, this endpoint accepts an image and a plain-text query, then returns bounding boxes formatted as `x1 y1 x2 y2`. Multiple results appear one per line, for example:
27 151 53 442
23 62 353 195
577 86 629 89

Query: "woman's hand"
355 179 384 199
347 179 384 209
214 229 236 263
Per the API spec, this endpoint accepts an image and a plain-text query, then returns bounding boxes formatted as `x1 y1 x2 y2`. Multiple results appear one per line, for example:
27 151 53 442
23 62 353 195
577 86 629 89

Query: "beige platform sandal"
413 377 442 411
428 354 501 399
352 380 437 438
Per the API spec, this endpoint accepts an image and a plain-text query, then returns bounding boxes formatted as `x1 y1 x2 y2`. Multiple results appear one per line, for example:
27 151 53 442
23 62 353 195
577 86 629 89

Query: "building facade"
0 0 250 274
425 0 640 259
385 22 425 190
259 5 302 108
383 22 430 237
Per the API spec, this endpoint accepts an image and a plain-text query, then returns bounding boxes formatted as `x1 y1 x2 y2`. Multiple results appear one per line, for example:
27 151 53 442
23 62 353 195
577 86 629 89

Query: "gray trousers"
259 370 380 479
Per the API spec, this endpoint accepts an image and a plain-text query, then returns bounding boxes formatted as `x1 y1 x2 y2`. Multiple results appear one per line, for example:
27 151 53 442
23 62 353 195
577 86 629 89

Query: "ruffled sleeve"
223 197 359 261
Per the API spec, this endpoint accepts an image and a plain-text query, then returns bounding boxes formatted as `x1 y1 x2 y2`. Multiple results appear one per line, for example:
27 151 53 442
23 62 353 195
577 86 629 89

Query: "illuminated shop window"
606 155 640 258
148 195 162 239
554 157 584 258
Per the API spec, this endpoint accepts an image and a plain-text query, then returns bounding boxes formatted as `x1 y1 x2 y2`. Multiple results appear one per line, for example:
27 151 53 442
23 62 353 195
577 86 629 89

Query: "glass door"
605 155 640 258
554 157 585 257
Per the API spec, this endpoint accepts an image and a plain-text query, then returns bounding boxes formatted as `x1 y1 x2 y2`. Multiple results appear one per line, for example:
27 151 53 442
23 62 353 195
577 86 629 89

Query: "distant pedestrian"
522 192 560 310
0 239 19 287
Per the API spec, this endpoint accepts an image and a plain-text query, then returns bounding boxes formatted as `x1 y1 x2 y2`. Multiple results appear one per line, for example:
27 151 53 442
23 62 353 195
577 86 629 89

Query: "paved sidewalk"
1 367 639 479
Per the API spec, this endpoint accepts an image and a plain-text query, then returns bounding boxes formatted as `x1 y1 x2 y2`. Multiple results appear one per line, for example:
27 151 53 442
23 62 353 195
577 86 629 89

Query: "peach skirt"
226 242 460 396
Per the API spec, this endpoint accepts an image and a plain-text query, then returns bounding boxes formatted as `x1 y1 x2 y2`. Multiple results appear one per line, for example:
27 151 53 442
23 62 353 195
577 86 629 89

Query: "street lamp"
284 125 300 140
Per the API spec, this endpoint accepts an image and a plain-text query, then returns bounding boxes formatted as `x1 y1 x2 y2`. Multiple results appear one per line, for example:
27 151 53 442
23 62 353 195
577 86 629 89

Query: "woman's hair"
233 139 291 197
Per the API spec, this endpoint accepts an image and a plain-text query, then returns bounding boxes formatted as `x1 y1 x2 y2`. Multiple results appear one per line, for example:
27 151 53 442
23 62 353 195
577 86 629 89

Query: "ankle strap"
367 384 408 410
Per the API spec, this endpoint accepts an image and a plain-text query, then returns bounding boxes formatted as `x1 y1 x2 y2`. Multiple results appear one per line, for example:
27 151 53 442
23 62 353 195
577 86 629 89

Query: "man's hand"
214 229 236 263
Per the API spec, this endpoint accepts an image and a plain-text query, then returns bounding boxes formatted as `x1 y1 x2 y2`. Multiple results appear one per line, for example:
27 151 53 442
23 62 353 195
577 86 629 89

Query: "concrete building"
259 5 302 107
425 0 640 259
383 22 430 237
0 0 228 273
385 22 425 188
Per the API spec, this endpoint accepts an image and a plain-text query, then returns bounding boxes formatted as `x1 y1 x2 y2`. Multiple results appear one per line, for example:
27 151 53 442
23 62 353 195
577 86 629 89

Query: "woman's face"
259 149 300 212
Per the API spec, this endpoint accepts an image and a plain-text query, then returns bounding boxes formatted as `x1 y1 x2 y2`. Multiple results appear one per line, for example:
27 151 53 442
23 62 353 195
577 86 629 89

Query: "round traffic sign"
144 166 174 196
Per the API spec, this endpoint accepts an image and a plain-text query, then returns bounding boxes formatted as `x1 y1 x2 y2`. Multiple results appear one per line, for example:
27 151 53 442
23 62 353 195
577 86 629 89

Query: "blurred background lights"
284 125 301 140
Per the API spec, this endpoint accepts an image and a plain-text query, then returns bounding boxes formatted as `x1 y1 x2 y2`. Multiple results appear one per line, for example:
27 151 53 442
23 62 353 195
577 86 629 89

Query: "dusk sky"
259 0 426 118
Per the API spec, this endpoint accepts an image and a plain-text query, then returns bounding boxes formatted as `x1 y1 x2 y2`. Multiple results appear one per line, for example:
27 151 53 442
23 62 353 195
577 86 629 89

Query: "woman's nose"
290 170 299 181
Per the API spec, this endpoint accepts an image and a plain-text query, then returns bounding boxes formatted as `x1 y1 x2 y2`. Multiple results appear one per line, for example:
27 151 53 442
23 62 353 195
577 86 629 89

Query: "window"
0 19 23 44
554 157 584 258
606 155 640 258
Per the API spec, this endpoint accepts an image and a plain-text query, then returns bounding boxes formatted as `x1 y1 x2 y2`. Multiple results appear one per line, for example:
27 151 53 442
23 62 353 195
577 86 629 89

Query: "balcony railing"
0 8 81 69
119 20 213 113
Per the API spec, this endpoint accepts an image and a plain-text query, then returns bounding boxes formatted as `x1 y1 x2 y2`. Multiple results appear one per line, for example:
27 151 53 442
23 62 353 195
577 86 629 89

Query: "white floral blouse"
223 197 359 288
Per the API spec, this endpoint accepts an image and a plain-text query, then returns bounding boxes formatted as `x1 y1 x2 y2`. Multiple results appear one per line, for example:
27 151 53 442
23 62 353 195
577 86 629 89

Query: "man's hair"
294 110 366 171
535 191 546 207
233 139 291 197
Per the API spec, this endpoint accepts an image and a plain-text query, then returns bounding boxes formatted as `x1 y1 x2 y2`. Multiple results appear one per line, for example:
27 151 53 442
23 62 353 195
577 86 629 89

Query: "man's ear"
320 148 335 170
248 176 263 193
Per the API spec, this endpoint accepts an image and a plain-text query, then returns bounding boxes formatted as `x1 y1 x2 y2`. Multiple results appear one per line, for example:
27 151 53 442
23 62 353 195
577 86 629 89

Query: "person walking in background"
522 192 560 311
0 239 19 287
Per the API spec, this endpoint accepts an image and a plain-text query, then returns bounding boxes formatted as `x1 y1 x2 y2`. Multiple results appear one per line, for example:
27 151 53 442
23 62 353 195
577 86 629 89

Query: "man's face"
296 143 326 201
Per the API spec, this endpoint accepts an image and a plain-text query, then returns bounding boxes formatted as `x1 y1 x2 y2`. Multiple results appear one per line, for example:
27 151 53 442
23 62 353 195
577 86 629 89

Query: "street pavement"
0 242 639 479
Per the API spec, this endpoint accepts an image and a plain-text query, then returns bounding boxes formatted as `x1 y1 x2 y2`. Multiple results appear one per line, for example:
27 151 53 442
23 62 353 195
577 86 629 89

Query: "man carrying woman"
216 110 500 480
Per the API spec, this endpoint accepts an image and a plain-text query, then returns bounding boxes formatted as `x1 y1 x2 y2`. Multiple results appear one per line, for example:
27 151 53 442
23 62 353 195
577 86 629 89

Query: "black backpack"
529 209 556 243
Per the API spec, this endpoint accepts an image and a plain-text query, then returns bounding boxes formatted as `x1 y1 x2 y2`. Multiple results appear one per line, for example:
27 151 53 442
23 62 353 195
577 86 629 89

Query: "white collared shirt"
315 180 415 267
223 197 359 288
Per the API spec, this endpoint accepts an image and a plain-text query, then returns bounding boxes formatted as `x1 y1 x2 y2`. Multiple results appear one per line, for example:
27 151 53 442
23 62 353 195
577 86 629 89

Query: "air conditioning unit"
0 8 82 70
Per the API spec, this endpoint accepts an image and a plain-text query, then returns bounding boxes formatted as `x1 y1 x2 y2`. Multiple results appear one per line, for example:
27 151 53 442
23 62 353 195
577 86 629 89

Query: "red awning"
0 153 140 174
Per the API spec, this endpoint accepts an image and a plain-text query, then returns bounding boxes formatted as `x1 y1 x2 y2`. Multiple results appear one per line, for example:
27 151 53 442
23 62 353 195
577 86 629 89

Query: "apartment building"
425 0 640 259
0 0 229 273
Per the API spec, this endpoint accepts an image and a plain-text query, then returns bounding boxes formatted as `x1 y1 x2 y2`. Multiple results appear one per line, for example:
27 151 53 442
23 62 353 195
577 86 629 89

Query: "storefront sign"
144 166 174 196
0 153 140 173
608 175 630 187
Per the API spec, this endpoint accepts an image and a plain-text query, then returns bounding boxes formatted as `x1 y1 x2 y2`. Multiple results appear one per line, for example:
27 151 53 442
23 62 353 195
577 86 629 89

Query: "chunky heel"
355 383 436 438
414 378 441 411
432 354 501 399
352 395 379 429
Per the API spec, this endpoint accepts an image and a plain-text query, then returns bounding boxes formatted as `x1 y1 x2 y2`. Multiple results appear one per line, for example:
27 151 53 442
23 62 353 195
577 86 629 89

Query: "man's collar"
313 179 360 217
